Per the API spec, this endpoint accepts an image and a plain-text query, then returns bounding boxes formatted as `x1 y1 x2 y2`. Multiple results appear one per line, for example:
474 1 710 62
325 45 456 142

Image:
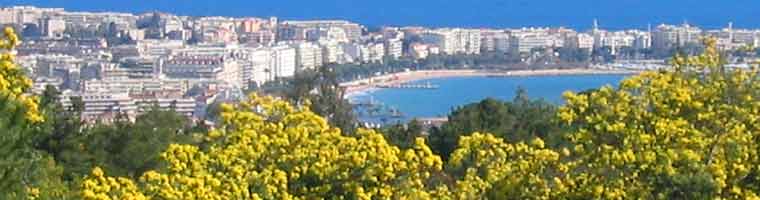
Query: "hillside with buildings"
2 6 759 124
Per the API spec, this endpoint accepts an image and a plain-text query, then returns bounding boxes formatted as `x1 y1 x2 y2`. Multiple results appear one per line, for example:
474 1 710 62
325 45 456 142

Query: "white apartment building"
282 20 363 41
342 42 383 63
245 48 273 86
652 24 702 50
319 40 345 65
271 45 297 79
510 33 563 53
305 27 350 43
481 31 511 52
342 43 368 63
163 55 243 88
62 11 136 28
564 33 594 49
136 39 185 58
633 33 652 50
384 38 403 59
421 28 482 55
601 31 636 49
39 17 65 39
82 78 190 94
461 29 482 54
60 91 197 122
410 43 431 59
494 33 512 52
61 91 138 122
293 42 323 71
367 42 385 62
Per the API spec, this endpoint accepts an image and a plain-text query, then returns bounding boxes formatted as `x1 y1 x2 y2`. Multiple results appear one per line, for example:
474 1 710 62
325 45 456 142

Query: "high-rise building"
652 24 702 50
510 33 562 53
39 17 65 39
163 55 243 87
367 42 385 62
281 20 363 41
319 40 344 65
270 45 297 78
245 48 272 86
480 30 509 52
61 91 138 122
421 29 482 55
633 32 652 50
342 43 369 63
384 38 403 59
293 42 323 71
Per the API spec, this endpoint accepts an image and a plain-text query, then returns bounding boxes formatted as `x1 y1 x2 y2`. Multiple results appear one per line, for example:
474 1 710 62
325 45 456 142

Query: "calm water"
349 74 627 124
8 1 759 29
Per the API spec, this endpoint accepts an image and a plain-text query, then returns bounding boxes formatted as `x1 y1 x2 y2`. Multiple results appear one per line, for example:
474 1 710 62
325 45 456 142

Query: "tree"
76 37 760 199
81 95 446 199
445 133 566 199
0 27 71 199
381 119 425 149
555 38 760 198
428 89 560 159
51 106 194 180
283 65 357 134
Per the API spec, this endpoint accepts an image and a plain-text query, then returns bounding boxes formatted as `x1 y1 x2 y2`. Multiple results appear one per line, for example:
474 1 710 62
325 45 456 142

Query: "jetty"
376 82 439 89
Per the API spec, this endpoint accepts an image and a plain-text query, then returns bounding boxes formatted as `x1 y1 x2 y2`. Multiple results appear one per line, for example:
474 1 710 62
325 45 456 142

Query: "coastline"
341 68 641 97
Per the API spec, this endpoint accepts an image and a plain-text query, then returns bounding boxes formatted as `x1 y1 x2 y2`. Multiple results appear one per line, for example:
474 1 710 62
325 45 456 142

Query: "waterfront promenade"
341 68 641 96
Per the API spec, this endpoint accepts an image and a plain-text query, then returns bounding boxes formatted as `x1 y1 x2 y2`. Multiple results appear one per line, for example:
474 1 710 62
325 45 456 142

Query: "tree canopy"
4 22 760 199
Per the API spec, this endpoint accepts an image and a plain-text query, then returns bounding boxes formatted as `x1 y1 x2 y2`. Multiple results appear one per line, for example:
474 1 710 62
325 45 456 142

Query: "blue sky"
1 0 756 29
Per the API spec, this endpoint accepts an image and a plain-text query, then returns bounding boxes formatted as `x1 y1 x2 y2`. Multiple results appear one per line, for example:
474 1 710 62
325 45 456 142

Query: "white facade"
652 24 702 50
40 17 66 39
319 40 344 65
246 48 272 86
384 38 403 59
271 45 297 79
633 33 652 50
82 78 190 94
367 43 385 62
134 97 196 117
494 33 512 52
341 42 383 63
294 42 323 71
61 92 138 121
163 55 243 87
342 43 369 63
511 34 562 53
481 31 511 52
421 29 482 55
282 20 363 41
136 39 185 58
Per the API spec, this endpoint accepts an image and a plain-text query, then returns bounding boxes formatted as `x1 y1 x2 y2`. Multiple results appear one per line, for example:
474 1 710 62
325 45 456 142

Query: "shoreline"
341 68 641 97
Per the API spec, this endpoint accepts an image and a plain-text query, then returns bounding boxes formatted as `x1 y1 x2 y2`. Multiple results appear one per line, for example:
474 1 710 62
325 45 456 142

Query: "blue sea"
5 0 760 30
349 74 626 124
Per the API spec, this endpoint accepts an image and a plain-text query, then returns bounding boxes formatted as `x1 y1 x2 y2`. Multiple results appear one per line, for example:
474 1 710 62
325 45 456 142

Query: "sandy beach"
341 69 640 96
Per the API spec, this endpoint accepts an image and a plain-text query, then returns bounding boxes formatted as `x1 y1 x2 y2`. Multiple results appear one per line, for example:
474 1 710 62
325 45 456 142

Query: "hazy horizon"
1 0 757 30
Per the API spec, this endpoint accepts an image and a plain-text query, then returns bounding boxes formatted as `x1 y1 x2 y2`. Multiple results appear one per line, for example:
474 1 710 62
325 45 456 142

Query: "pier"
376 82 439 89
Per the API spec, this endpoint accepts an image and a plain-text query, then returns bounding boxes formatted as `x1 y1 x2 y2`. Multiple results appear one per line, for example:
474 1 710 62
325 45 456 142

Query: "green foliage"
428 89 560 159
50 107 195 180
380 119 425 149
278 65 358 134
0 27 72 199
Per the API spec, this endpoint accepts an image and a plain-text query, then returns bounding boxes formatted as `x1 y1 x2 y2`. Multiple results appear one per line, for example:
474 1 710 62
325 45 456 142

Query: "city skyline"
2 0 758 30
3 1 758 124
